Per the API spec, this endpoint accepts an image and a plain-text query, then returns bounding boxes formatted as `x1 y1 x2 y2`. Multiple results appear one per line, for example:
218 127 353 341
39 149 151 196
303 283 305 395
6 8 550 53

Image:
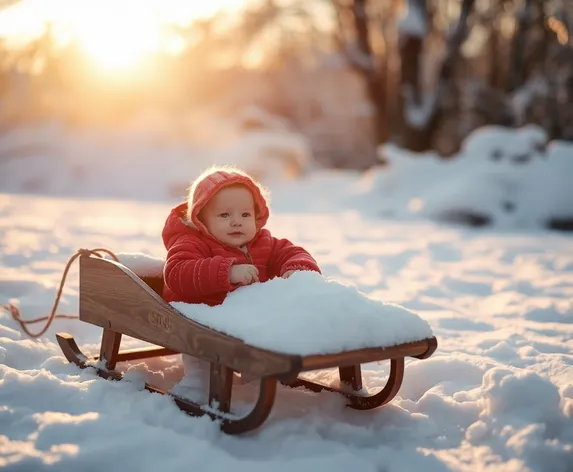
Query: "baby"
162 166 321 402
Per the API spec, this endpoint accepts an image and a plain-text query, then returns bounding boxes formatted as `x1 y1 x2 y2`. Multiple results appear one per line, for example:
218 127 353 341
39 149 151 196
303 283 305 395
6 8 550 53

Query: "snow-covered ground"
1 124 573 471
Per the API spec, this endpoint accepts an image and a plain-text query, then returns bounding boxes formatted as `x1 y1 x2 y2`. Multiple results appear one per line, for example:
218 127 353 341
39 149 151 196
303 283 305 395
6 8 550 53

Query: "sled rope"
2 248 119 338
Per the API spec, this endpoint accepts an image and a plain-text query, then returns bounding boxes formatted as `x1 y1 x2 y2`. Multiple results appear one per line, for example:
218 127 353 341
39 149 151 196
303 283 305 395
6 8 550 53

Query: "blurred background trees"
0 0 571 169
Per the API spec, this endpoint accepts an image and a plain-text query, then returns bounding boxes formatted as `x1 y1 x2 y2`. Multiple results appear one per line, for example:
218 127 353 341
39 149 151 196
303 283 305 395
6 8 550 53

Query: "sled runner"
56 254 438 434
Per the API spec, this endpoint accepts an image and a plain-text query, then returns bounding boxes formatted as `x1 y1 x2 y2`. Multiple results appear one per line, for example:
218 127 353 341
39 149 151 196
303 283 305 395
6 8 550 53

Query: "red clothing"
162 169 320 306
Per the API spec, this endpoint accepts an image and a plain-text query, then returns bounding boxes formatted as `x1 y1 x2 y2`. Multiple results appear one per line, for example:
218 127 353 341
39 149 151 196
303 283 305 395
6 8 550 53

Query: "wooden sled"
56 255 437 434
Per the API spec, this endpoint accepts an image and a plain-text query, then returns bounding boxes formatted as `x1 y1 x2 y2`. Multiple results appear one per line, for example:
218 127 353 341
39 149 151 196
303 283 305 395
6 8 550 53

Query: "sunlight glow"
548 17 569 45
0 0 250 73
70 6 161 72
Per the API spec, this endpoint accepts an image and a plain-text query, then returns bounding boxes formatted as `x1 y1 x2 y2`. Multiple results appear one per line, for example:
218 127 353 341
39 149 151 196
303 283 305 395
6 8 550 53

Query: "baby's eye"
242 212 252 218
219 213 230 218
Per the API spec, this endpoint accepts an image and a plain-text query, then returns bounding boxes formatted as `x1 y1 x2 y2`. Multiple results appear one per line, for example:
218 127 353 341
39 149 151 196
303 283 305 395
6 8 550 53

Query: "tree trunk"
398 0 427 151
399 0 475 152
487 10 501 89
351 0 388 144
508 0 534 92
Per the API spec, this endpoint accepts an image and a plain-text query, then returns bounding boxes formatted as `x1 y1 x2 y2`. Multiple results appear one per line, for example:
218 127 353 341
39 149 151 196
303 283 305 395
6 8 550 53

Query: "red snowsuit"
162 169 321 306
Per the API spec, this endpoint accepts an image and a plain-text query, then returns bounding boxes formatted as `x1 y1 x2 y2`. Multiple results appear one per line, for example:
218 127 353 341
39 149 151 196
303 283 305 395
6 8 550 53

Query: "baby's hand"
282 270 296 279
230 264 259 285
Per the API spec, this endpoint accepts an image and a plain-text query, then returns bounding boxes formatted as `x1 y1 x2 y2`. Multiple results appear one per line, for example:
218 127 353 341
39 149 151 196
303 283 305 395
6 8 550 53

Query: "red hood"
162 169 270 248
188 169 269 235
162 202 195 249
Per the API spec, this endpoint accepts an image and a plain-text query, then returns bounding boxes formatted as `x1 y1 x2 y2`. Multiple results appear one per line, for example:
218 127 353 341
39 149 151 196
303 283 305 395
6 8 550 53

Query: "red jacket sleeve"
268 237 321 278
164 234 235 300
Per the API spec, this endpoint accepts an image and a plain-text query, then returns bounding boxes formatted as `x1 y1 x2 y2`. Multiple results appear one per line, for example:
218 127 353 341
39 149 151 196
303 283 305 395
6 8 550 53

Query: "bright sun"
68 5 163 73
76 24 160 73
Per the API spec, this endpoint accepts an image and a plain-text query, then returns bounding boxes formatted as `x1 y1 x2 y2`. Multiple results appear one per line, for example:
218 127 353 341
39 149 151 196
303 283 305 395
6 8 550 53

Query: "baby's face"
201 185 257 248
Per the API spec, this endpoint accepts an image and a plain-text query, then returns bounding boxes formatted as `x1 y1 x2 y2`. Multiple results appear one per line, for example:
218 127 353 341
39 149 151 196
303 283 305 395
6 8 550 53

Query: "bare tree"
334 0 389 144
397 0 429 151
399 0 476 152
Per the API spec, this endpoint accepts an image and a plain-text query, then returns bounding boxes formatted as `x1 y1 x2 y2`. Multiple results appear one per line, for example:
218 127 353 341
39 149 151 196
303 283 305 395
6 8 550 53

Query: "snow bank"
465 368 573 471
172 271 433 356
373 125 573 229
0 111 311 200
0 121 62 159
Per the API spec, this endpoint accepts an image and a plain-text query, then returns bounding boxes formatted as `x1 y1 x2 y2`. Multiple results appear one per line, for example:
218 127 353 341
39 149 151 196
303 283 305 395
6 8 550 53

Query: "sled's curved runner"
56 254 438 434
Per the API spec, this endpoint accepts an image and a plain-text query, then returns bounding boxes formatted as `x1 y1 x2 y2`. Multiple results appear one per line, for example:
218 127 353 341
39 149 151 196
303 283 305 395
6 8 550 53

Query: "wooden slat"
282 358 405 410
348 358 405 410
301 338 435 371
412 336 438 359
79 256 301 379
209 363 233 412
99 328 122 370
94 346 179 362
339 365 362 391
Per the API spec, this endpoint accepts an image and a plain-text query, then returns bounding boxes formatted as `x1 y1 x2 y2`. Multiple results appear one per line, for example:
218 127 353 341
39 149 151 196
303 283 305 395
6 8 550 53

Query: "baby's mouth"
229 231 244 236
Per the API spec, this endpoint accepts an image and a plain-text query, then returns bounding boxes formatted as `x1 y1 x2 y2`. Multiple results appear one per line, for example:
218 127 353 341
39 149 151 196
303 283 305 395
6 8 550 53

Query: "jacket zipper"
244 248 254 264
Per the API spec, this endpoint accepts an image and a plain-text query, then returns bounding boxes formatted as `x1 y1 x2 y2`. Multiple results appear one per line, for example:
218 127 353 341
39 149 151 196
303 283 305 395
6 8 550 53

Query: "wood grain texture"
99 328 122 369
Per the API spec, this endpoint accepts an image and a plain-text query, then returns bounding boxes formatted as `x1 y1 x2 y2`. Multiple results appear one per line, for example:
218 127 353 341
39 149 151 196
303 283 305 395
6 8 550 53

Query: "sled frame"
56 255 437 434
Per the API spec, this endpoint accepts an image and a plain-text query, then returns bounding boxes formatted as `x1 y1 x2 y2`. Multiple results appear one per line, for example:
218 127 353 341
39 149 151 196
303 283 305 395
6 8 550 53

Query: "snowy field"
2 190 572 471
1 124 573 471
